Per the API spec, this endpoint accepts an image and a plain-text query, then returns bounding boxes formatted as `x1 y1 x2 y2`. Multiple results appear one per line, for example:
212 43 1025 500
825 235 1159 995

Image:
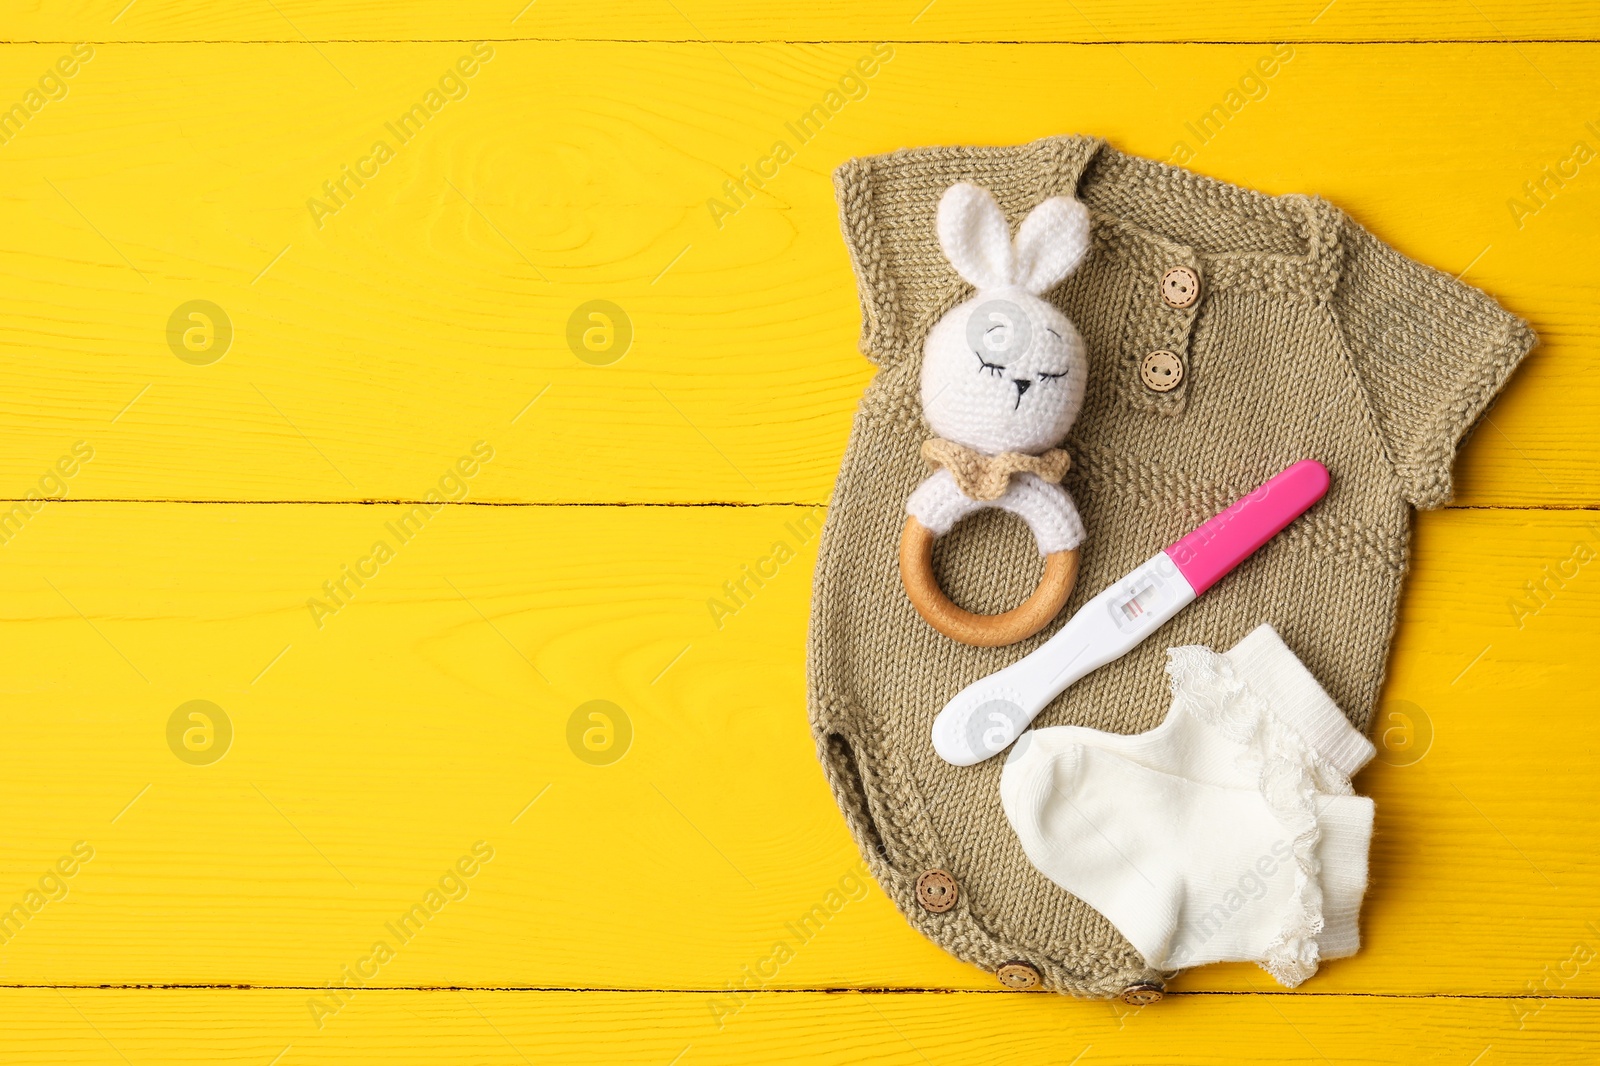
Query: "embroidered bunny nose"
1013 378 1032 407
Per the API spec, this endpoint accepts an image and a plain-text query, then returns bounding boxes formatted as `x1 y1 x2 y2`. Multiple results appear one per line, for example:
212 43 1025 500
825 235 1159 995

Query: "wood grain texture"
9 1 1600 43
0 989 1596 1065
898 518 1081 646
0 503 1593 996
1 14 1594 1059
0 43 1593 505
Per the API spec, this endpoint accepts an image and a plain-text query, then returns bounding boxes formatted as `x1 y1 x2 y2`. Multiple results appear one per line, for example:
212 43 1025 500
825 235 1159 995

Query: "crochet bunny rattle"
900 183 1092 647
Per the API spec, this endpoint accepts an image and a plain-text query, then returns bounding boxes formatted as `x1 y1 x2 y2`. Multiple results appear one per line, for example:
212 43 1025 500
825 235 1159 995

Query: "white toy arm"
995 474 1084 554
907 469 984 536
907 471 1083 556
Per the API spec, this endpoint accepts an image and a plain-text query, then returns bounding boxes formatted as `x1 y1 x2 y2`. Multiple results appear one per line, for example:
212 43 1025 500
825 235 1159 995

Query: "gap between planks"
5 38 1600 45
0 499 1591 512
0 985 1593 1000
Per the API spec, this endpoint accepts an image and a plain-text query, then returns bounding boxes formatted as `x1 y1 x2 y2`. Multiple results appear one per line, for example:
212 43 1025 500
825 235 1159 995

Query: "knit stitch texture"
808 134 1536 998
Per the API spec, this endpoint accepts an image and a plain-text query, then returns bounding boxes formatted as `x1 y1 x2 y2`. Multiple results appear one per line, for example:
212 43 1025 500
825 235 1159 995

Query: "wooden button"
914 869 958 913
996 961 1041 990
1139 350 1183 392
1160 266 1200 308
1121 982 1164 1006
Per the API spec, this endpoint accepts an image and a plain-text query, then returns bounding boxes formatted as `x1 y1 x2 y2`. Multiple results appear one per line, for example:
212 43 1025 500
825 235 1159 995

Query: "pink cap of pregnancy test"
1166 460 1330 596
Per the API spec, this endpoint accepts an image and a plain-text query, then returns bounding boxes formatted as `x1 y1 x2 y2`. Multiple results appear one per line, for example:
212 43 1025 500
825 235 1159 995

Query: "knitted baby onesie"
808 135 1536 999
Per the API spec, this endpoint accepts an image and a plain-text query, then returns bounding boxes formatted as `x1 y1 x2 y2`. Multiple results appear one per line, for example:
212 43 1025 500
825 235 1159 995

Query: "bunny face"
922 290 1086 455
920 183 1093 456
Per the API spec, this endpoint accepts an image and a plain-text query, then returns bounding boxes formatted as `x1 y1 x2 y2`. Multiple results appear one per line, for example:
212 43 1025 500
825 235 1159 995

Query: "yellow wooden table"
1 3 1596 1062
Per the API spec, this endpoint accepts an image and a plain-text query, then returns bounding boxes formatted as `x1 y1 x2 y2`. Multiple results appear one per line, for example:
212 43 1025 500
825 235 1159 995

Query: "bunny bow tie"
921 438 1072 502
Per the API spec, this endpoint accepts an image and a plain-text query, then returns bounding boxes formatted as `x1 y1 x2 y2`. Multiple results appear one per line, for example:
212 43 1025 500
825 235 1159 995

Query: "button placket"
1119 250 1202 415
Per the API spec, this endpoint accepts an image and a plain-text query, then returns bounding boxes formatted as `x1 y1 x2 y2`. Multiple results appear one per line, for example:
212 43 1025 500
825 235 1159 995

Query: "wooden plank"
0 43 1593 507
0 502 1593 993
0 988 1595 1065
9 1 1600 43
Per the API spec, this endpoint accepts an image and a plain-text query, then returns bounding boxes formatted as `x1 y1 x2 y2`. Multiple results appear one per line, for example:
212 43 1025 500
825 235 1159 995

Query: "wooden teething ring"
899 516 1079 648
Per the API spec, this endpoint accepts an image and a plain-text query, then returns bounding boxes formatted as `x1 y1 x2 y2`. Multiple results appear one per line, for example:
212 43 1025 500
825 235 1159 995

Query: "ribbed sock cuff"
1226 624 1376 781
1314 793 1375 960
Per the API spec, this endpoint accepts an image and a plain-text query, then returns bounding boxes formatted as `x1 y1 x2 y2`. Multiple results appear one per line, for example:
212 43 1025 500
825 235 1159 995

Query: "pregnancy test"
930 459 1330 766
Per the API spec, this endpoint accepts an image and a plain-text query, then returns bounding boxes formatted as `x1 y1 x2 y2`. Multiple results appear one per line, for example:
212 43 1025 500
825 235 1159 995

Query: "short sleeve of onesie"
1329 220 1537 508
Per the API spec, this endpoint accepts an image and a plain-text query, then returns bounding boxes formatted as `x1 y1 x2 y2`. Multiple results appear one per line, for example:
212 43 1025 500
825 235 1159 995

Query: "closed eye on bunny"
969 354 1068 382
973 350 1008 376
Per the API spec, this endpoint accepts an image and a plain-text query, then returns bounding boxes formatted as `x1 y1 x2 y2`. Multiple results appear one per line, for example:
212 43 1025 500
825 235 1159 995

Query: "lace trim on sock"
1165 645 1351 988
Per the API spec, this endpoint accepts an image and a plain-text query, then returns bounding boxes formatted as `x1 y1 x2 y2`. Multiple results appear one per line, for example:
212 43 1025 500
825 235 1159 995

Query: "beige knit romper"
808 134 1536 999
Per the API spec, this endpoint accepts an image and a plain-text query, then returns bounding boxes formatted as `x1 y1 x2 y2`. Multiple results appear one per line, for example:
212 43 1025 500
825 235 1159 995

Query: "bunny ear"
936 183 1017 290
1013 196 1092 295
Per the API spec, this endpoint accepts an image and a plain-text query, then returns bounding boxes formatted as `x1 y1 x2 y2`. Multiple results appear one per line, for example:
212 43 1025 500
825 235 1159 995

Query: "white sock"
1043 625 1375 792
1026 624 1375 910
1001 739 1374 986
